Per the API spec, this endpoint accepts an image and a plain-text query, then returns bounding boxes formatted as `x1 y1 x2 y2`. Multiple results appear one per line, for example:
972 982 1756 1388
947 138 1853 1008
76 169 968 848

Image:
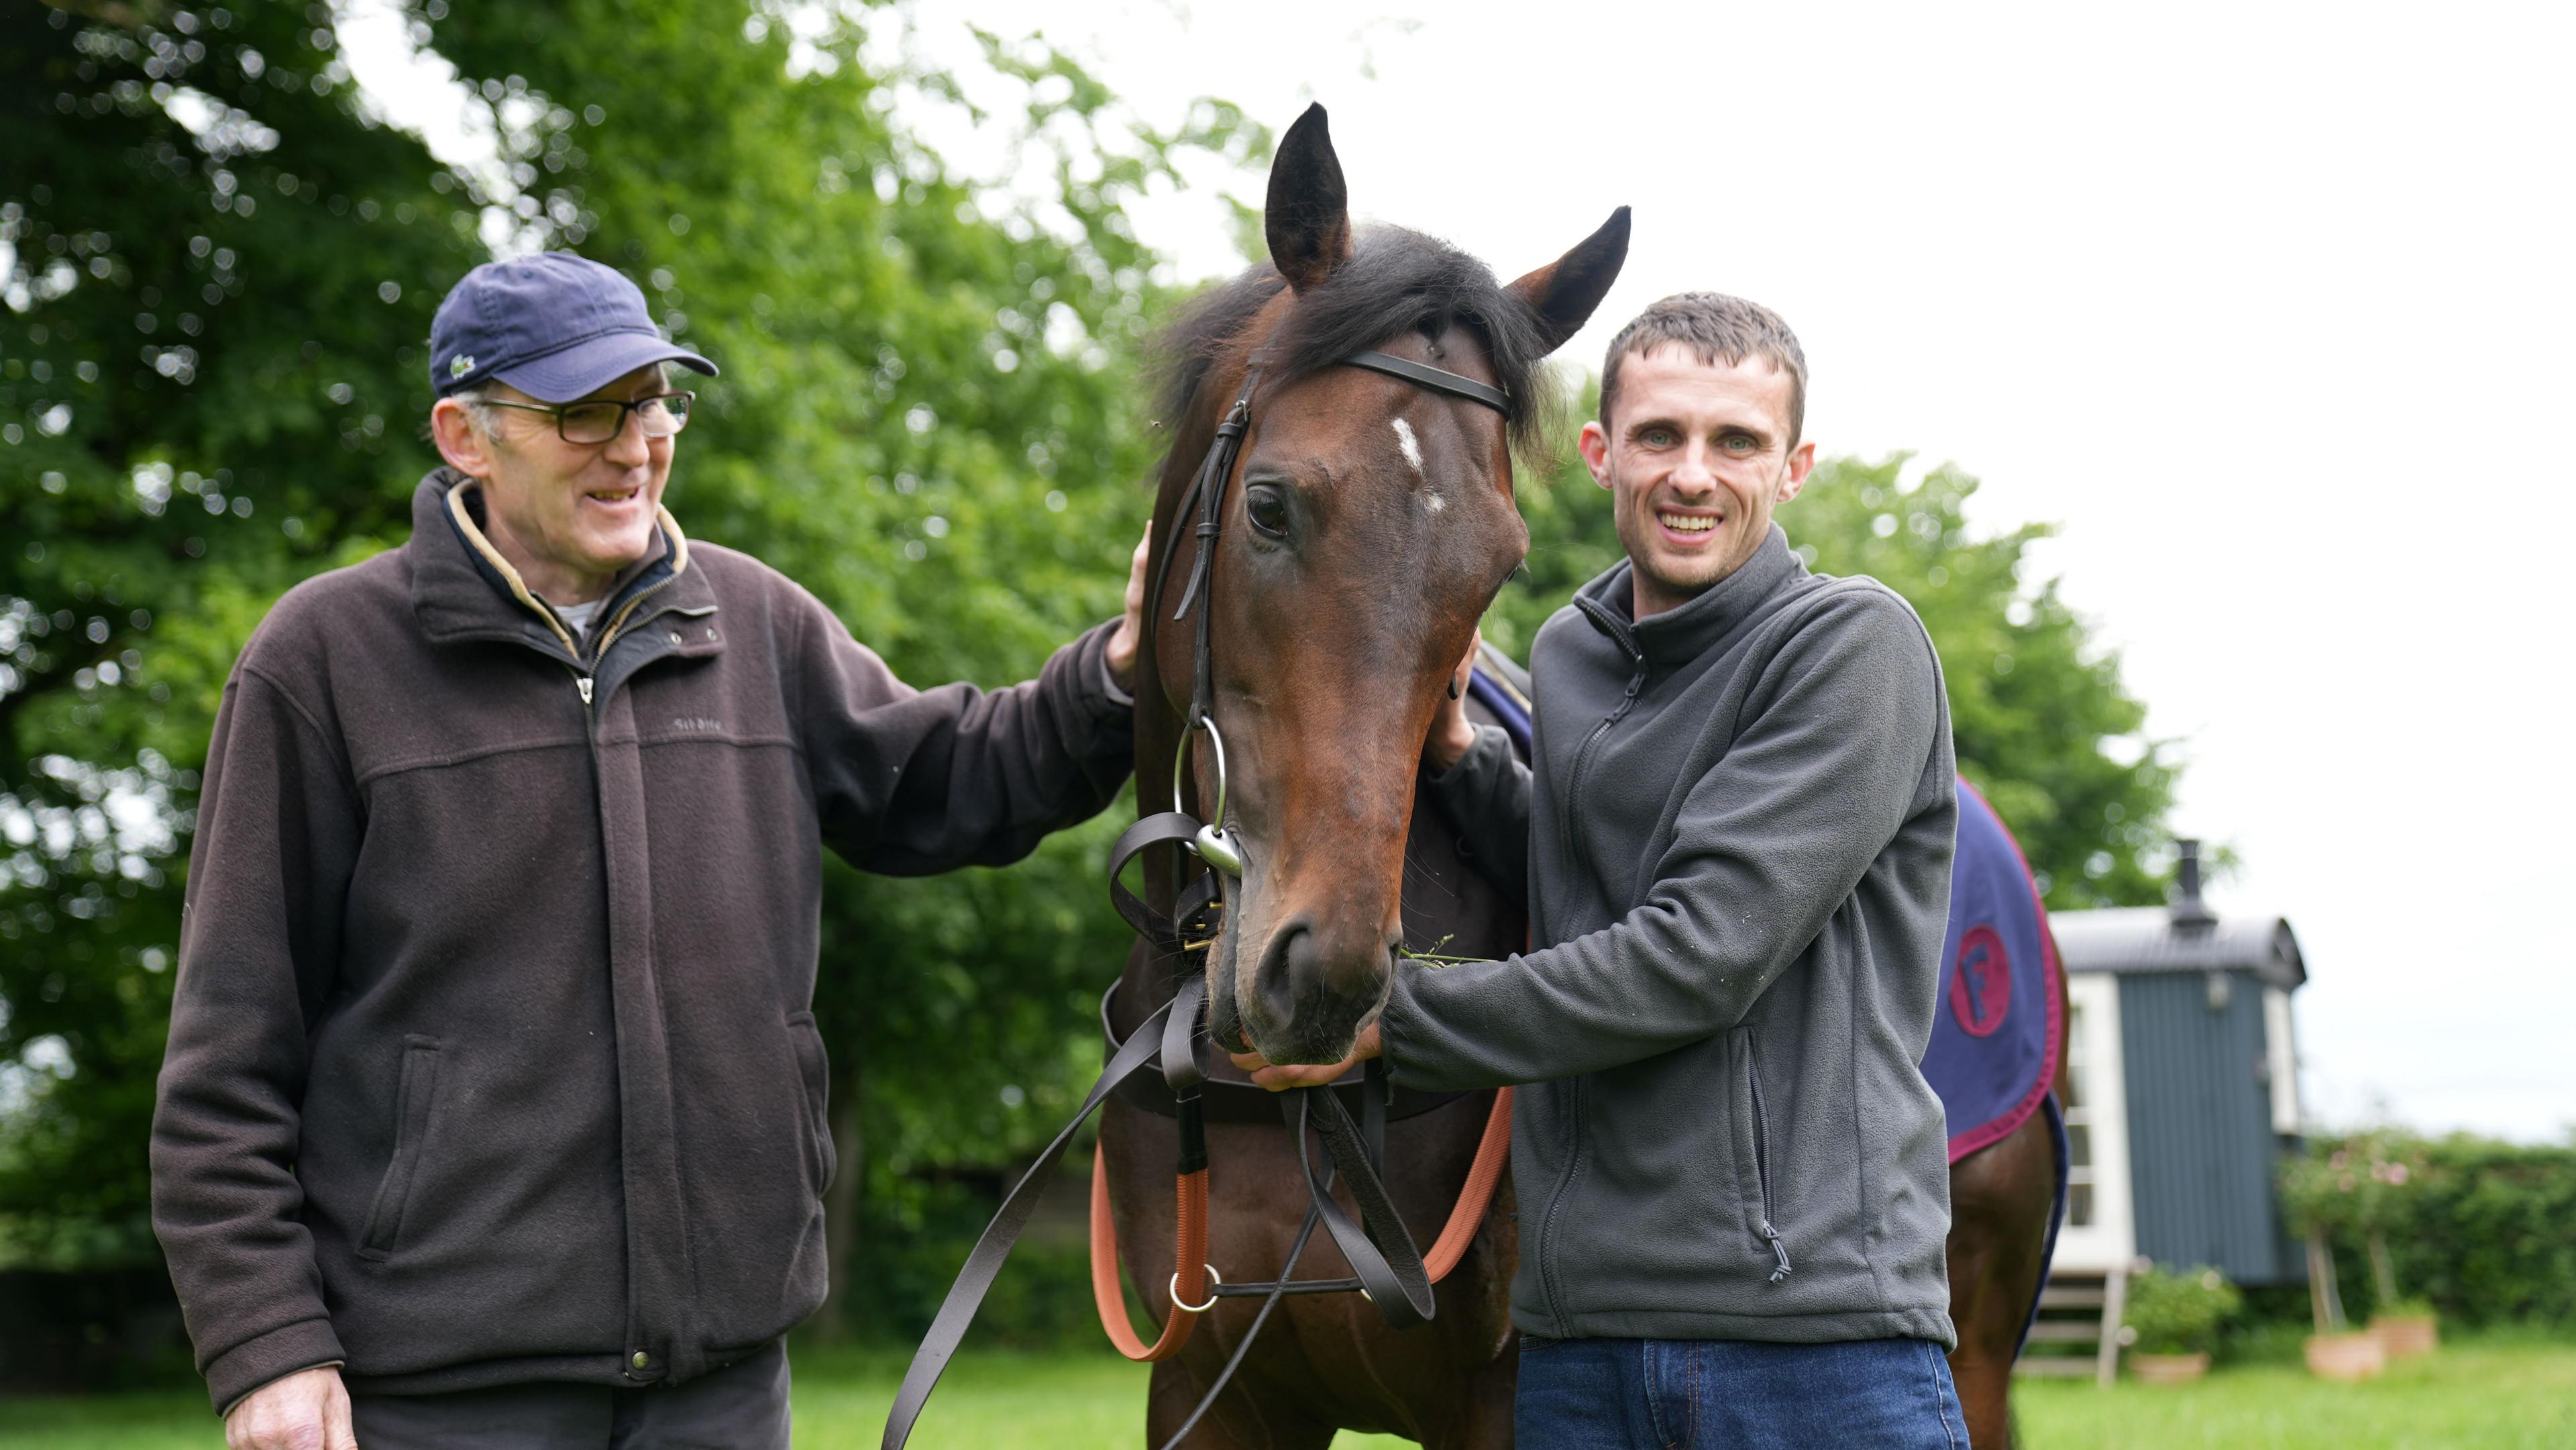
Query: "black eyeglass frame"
477 391 696 444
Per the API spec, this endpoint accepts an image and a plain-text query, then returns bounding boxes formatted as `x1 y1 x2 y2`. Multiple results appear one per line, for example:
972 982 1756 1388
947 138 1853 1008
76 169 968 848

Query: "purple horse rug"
1923 779 2069 1355
1922 779 2064 1163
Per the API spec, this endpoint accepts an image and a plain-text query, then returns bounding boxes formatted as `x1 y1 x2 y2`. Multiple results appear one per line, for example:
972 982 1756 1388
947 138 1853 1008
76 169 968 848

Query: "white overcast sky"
351 1 2576 1141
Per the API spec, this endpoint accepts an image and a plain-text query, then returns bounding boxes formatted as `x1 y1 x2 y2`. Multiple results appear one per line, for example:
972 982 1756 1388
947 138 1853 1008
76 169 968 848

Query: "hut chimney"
2171 837 2216 931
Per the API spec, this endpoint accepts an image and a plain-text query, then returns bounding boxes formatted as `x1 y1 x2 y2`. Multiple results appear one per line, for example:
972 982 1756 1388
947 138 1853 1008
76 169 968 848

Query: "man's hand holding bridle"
1230 1020 1382 1091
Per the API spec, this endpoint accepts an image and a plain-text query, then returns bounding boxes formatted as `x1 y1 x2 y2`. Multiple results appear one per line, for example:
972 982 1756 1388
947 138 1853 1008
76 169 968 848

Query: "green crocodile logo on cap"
450 356 475 379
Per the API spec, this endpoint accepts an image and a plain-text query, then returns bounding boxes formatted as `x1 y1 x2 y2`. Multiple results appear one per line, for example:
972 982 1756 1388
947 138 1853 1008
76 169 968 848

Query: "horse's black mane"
1152 226 1561 459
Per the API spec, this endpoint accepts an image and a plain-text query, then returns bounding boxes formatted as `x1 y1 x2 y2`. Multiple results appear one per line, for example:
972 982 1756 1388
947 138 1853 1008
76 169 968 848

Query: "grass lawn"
7 1334 2573 1448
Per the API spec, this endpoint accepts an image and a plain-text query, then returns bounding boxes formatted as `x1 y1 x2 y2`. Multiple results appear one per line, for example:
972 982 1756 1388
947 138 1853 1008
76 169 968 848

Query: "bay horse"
1093 106 2058 1448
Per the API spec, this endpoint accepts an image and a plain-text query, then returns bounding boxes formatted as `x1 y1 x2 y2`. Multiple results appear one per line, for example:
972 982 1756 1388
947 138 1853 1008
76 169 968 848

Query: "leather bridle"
883 342 1519 1450
1153 346 1511 874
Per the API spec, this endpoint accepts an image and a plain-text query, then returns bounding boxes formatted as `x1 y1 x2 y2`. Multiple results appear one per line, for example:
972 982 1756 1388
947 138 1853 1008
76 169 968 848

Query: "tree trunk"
2307 1233 2347 1333
2367 1231 2398 1308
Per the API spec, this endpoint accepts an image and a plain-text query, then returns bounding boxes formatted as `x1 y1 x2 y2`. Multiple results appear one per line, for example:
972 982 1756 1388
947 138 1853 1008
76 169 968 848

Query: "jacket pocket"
358 1036 443 1260
1726 1027 1793 1284
787 1013 836 1192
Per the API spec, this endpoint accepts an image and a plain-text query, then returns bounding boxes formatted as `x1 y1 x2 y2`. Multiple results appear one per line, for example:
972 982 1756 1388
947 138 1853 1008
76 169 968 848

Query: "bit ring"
1171 1265 1223 1314
1171 713 1229 831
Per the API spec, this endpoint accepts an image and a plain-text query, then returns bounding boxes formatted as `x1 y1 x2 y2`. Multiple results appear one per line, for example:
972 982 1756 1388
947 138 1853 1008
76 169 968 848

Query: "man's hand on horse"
1105 520 1152 691
1424 629 1481 773
1230 1019 1383 1090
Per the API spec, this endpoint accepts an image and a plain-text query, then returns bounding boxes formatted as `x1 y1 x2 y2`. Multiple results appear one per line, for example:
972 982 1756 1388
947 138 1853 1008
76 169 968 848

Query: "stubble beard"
1616 468 1780 613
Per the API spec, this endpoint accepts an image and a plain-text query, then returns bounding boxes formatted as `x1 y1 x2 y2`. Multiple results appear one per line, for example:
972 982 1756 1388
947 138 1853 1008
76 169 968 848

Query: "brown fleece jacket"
150 471 1134 1412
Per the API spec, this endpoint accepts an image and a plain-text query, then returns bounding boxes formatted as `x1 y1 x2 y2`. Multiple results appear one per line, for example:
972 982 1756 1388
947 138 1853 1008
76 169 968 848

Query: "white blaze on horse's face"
1396 417 1446 511
1391 417 1424 475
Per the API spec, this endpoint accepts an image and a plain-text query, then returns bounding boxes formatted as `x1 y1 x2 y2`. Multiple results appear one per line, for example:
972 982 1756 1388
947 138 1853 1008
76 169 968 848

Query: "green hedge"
2293 1132 2576 1329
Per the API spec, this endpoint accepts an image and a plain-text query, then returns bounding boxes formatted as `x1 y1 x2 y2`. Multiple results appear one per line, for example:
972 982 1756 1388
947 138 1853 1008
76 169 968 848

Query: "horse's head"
1144 106 1627 1064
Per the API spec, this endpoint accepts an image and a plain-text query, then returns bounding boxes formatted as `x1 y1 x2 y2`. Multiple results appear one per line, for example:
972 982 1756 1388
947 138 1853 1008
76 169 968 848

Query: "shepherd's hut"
2045 840 2311 1288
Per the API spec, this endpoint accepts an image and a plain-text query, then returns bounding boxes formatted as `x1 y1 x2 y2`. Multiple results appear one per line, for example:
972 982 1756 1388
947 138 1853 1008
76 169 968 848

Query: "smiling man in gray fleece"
1244 293 1963 1447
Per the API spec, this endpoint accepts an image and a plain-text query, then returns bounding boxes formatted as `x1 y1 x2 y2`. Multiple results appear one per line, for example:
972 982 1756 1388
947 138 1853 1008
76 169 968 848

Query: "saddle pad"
1920 779 2065 1163
1466 654 1534 758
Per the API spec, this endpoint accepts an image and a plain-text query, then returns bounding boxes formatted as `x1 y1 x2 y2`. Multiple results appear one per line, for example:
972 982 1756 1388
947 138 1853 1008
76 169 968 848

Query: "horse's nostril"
1250 915 1396 1061
1255 921 1311 1031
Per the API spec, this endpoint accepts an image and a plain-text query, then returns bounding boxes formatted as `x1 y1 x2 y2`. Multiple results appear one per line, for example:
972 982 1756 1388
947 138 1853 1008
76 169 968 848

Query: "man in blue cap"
150 252 1152 1449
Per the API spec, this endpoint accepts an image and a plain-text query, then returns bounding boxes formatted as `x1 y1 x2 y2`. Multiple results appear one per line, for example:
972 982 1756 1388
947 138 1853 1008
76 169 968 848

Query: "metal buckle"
1173 715 1244 876
1171 1265 1223 1314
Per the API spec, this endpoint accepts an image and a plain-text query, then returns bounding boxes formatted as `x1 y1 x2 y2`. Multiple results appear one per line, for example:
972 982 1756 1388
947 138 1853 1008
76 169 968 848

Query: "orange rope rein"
1091 1150 1210 1361
1424 1086 1513 1284
1087 1085 1513 1356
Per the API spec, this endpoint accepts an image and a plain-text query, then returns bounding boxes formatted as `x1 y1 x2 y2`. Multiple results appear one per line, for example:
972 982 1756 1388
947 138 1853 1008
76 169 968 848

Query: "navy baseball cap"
429 252 717 403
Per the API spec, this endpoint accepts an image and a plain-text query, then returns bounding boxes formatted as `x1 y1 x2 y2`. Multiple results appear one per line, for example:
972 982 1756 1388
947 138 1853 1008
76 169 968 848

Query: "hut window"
2264 987 2302 1135
2063 1002 2099 1227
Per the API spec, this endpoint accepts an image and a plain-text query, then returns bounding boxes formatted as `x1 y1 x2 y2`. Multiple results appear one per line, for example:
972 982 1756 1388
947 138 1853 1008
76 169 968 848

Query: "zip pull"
1762 1222 1793 1283
1623 667 1645 699
576 675 595 706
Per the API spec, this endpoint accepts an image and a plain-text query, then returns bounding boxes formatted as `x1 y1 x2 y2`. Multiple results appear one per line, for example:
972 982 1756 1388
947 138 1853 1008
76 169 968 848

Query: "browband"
1341 350 1511 415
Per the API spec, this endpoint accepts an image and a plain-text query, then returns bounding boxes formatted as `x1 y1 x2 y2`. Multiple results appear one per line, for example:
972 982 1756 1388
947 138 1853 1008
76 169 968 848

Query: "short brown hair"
1599 293 1808 445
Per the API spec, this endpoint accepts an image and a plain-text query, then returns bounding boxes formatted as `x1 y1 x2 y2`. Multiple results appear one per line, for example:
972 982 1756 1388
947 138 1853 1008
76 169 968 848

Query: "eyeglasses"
480 391 695 444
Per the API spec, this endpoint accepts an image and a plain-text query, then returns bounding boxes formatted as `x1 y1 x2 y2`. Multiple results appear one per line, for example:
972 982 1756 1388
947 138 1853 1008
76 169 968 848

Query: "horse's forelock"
1146 227 1563 466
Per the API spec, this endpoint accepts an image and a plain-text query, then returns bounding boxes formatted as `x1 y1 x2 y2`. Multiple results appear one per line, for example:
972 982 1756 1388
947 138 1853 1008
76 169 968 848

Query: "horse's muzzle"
1242 913 1393 1064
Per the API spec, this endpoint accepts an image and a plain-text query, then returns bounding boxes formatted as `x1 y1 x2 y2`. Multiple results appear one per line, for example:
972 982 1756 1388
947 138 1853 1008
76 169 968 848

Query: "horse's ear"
1508 206 1631 354
1265 104 1352 293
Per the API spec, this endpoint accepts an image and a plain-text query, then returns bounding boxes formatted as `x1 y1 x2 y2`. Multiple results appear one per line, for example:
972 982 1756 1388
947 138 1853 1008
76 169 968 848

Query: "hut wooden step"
2013 1269 2127 1388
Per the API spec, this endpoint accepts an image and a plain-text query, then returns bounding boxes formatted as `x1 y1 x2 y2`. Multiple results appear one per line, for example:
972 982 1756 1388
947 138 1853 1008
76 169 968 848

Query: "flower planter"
2304 1331 2386 1382
2371 1313 2439 1359
2127 1351 2210 1384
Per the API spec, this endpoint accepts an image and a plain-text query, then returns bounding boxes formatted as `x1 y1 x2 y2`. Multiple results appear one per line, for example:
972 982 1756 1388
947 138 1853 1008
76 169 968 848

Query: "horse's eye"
1246 486 1290 537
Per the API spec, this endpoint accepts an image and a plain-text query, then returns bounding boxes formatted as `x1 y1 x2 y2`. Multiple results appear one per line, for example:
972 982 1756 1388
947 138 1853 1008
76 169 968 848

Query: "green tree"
1487 388 2178 911
1 0 486 1267
0 0 1259 1325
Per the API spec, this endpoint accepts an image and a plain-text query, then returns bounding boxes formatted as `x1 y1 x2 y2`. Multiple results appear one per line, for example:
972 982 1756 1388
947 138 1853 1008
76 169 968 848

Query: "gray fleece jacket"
1381 525 1959 1347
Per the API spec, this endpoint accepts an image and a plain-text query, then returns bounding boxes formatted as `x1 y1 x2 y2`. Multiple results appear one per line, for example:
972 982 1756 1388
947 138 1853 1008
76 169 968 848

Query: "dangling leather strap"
881 981 1195 1449
1286 1085 1436 1328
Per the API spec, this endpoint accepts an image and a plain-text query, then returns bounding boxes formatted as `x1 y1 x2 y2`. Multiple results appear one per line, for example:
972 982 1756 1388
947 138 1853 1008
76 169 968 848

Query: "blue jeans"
1515 1335 1968 1449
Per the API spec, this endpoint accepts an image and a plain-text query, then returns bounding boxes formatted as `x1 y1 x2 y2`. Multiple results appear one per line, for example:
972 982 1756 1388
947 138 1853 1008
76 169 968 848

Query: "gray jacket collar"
1574 524 1803 670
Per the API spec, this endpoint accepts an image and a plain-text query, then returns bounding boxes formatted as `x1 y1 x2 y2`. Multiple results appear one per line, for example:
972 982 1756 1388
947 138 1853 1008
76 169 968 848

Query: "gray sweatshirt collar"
1574 524 1803 671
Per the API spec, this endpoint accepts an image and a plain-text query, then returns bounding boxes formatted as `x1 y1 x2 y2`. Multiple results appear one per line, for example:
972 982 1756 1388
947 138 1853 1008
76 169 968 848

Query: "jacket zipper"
566 567 680 711
1534 616 1648 1334
1746 1041 1792 1283
592 570 677 661
1534 1076 1582 1337
1557 635 1649 879
551 572 681 1370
